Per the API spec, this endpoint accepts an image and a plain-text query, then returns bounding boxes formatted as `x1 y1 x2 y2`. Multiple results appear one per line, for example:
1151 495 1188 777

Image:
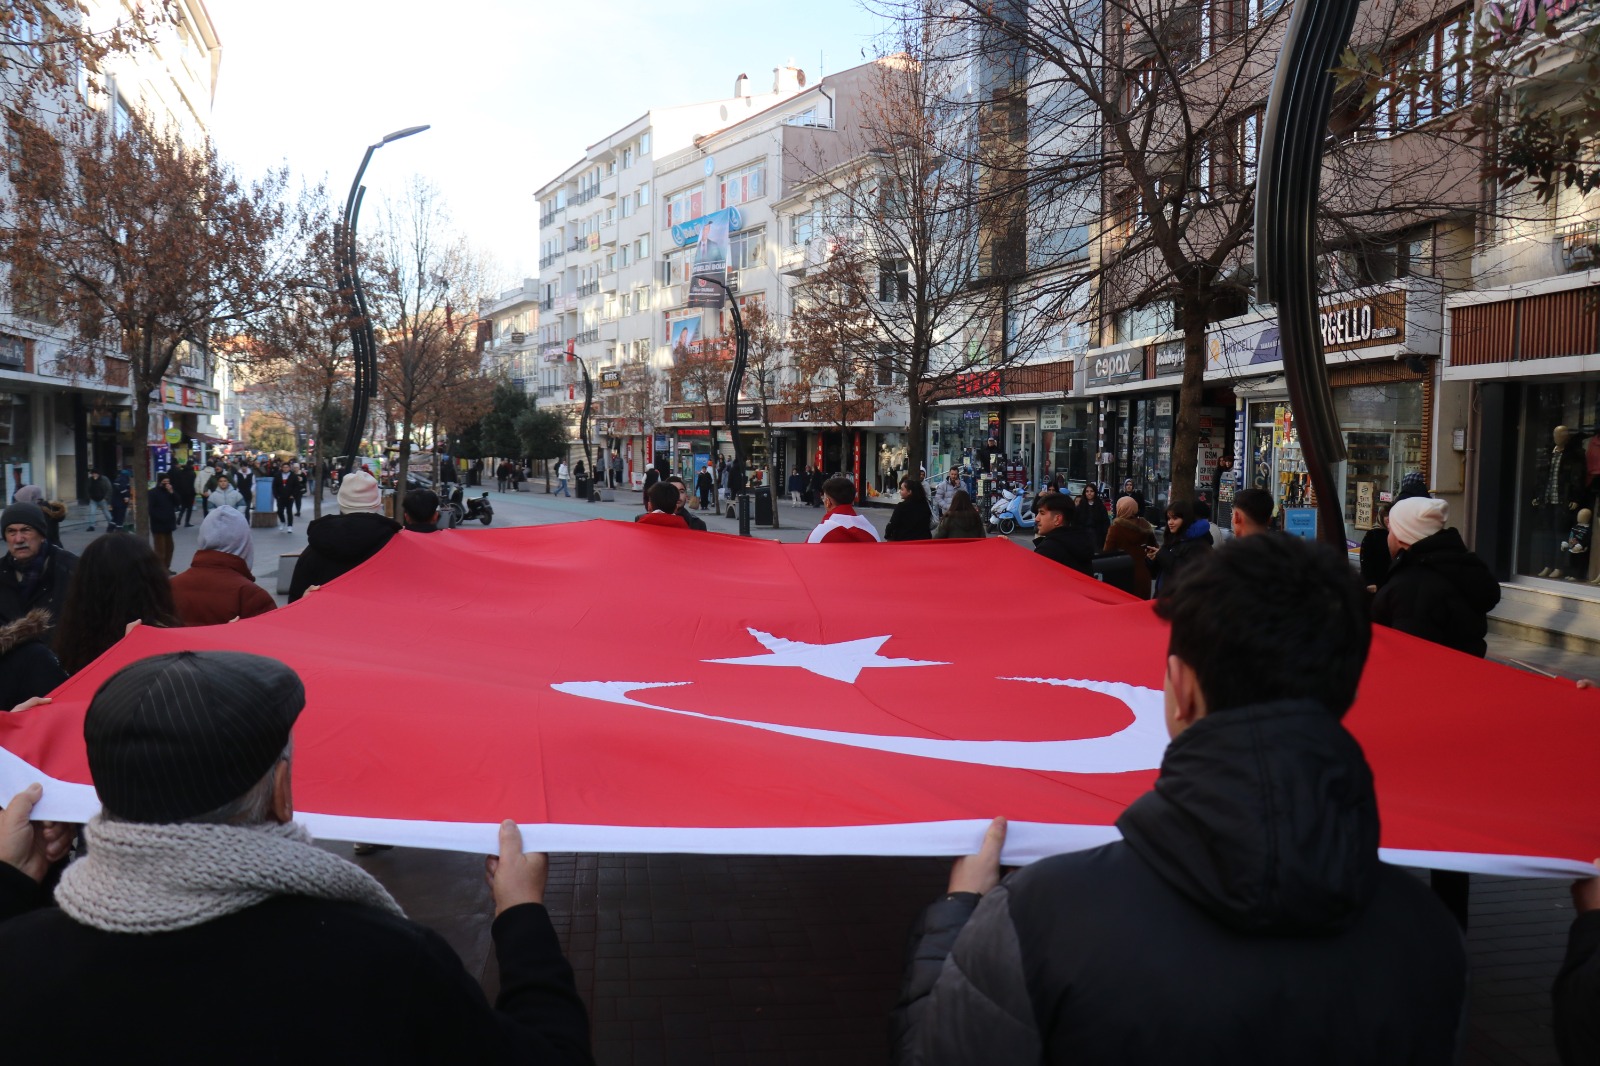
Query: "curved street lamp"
337 125 431 475
690 274 752 534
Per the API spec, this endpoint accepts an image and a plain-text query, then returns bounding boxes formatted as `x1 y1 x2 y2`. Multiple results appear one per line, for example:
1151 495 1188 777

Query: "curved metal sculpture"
1255 0 1360 547
577 355 595 500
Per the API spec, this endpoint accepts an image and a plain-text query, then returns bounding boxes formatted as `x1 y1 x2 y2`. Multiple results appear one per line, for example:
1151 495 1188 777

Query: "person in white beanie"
1372 495 1500 658
286 471 400 603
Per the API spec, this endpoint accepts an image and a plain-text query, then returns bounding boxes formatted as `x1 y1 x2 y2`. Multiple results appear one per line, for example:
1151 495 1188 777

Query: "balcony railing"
576 281 600 298
575 328 601 345
567 236 588 252
539 251 563 269
572 187 600 206
539 206 564 227
539 298 554 312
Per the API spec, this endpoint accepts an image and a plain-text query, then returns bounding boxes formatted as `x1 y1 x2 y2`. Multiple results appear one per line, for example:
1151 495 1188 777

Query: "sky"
205 0 892 292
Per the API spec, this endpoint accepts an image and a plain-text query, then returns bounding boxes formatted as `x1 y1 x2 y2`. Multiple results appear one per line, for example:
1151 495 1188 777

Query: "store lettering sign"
1153 342 1184 377
600 370 622 390
1319 291 1405 353
670 410 694 422
1040 405 1062 431
734 403 759 421
954 369 1003 398
1087 350 1143 388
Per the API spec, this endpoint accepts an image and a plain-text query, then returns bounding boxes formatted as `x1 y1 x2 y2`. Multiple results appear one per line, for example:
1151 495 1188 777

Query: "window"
1377 13 1473 136
719 162 767 209
791 206 817 246
878 259 911 302
636 184 650 209
638 133 650 155
635 235 650 260
1239 107 1261 186
664 247 695 285
605 252 616 273
723 292 766 332
665 187 702 229
621 196 633 219
620 245 631 267
622 147 635 169
729 228 764 272
605 159 617 175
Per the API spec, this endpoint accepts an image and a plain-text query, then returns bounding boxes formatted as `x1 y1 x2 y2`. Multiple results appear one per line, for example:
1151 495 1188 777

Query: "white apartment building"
0 0 223 501
534 68 809 483
654 60 899 491
480 280 541 390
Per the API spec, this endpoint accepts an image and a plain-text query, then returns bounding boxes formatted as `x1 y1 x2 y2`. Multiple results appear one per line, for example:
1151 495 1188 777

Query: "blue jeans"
88 499 112 527
555 478 570 497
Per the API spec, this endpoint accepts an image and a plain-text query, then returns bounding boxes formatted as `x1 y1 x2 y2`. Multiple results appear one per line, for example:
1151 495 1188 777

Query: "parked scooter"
442 487 494 528
989 483 1036 536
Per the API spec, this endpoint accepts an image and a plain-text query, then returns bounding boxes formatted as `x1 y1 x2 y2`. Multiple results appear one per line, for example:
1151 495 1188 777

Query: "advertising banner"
687 210 733 310
667 315 703 359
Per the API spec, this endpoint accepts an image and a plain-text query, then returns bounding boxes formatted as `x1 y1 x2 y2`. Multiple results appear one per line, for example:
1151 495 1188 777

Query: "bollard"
737 493 752 537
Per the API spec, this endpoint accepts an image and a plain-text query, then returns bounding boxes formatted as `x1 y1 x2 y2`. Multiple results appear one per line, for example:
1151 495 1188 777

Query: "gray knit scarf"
56 816 404 934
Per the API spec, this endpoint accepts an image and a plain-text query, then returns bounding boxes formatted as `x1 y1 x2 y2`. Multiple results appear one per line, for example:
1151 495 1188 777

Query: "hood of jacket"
0 608 52 656
304 512 402 563
1396 527 1502 612
1117 699 1381 935
187 548 255 581
1183 518 1212 542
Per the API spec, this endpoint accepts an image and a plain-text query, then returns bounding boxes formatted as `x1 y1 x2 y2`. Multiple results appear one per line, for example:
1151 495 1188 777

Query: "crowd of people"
0 459 1589 1063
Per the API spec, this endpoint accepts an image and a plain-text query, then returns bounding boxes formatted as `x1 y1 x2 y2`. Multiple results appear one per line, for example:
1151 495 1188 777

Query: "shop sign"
734 403 759 421
670 410 694 422
1355 481 1376 530
1319 290 1404 352
599 370 622 390
677 428 710 437
1039 405 1062 431
164 427 183 444
1086 349 1143 388
0 336 24 369
1153 342 1185 377
654 434 670 451
954 369 1003 398
1284 507 1317 540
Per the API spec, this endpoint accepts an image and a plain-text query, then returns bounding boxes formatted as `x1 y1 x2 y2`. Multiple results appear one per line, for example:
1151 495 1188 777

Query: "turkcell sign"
1087 350 1143 388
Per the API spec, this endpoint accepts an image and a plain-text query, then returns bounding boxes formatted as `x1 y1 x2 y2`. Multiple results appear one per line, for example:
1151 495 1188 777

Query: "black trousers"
277 499 294 526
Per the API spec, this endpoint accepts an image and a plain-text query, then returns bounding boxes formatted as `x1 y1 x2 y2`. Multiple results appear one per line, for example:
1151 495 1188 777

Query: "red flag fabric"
0 522 1595 876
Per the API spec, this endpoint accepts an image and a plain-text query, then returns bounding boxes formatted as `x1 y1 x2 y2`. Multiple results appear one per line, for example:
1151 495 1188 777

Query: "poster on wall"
1284 507 1317 540
667 315 703 359
686 210 732 310
1355 481 1376 530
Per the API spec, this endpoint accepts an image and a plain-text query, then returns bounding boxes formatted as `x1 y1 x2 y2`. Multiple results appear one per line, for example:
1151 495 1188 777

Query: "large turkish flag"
0 522 1594 876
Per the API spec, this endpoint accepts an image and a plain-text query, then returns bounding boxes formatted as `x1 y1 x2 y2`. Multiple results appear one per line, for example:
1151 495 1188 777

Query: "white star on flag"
705 628 949 684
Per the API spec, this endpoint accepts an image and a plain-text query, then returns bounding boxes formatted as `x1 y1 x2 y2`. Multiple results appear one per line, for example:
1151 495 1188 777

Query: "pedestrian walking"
885 477 934 542
1145 499 1213 595
170 507 276 626
808 467 826 508
53 534 178 676
0 503 77 641
787 469 804 506
892 534 1467 1065
109 466 132 531
274 464 302 532
147 474 179 573
932 490 986 539
86 469 113 531
206 475 245 513
291 461 307 517
234 463 254 518
1076 483 1110 551
1102 495 1158 598
807 478 883 543
932 469 961 520
555 460 570 497
287 471 401 603
172 461 197 527
1032 493 1097 575
0 651 594 1063
695 466 715 511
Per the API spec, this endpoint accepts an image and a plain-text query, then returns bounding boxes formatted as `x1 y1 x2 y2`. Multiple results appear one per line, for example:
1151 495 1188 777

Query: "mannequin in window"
1531 425 1586 578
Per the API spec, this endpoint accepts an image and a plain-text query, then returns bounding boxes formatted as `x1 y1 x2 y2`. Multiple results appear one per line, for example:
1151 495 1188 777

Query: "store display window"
1336 382 1422 541
932 408 1000 478
1041 401 1094 492
1517 381 1600 582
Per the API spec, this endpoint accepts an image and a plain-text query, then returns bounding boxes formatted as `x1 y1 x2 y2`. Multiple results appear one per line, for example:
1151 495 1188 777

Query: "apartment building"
0 0 225 501
480 280 541 390
534 70 808 483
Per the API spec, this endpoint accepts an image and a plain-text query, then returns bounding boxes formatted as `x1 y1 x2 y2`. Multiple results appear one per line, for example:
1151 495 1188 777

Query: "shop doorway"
1007 422 1036 489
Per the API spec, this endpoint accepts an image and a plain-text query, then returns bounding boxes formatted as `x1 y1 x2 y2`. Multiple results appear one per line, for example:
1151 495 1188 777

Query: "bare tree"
367 181 496 506
1 105 304 534
1 1 175 101
903 0 1493 507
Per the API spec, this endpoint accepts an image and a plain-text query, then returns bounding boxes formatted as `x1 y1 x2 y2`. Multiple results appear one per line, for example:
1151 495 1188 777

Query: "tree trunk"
764 420 781 529
131 385 151 538
395 412 412 522
1168 301 1209 510
906 393 926 480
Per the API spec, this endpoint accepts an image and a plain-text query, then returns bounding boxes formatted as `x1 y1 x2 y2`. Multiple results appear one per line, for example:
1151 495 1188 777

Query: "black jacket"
0 543 77 641
0 865 592 1065
0 609 65 707
1076 497 1109 550
1033 526 1096 575
288 512 402 602
886 498 933 542
1358 524 1390 587
87 475 108 502
676 506 707 532
273 472 305 504
170 465 197 500
1372 527 1501 657
147 486 178 534
892 701 1467 1065
1556 910 1600 1066
1148 523 1214 593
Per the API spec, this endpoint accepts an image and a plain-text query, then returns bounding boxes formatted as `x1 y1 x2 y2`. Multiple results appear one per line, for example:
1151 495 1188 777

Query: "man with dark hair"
1230 487 1275 537
665 476 707 531
892 534 1466 1064
635 481 690 530
806 477 882 543
1031 493 1095 575
402 489 441 533
0 651 592 1062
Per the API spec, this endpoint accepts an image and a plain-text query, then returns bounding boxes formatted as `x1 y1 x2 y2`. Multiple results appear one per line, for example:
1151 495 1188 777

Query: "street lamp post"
574 353 597 502
690 274 752 535
337 125 430 476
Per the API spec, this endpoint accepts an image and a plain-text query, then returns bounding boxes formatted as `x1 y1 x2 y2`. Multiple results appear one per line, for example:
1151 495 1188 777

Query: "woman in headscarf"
1101 494 1159 598
169 506 278 626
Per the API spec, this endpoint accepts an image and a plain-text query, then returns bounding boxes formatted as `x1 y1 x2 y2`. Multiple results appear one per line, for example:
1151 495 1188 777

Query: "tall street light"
690 274 752 535
338 125 431 475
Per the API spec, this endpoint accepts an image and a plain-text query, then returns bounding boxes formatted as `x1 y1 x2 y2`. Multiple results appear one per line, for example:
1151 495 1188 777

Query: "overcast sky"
205 0 890 292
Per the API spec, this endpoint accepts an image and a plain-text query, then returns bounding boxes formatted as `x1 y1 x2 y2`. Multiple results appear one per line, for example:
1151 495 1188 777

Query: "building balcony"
575 328 601 346
572 187 600 206
600 274 619 293
539 251 563 269
539 206 564 227
576 281 600 298
600 174 619 200
539 297 554 312
567 235 588 252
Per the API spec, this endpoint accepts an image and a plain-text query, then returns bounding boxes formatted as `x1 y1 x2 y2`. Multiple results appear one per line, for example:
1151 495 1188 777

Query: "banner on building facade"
687 209 732 310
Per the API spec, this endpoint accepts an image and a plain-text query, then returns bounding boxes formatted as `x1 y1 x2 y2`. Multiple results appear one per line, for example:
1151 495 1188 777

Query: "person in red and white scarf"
806 477 883 544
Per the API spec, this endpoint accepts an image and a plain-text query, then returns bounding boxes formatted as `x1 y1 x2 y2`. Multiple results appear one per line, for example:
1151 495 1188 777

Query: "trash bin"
575 476 591 500
753 488 773 525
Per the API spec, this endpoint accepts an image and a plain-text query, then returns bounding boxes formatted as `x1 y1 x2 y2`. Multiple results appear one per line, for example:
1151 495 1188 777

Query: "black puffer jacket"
1032 527 1096 574
288 512 402 602
886 497 933 542
0 543 77 642
892 701 1467 1065
1372 527 1500 657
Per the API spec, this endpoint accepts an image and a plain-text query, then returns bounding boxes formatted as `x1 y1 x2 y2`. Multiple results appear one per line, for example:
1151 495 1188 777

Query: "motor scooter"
989 483 1036 536
442 487 494 528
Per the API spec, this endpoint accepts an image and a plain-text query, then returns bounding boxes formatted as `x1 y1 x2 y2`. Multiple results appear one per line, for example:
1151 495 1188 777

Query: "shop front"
1446 274 1600 586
